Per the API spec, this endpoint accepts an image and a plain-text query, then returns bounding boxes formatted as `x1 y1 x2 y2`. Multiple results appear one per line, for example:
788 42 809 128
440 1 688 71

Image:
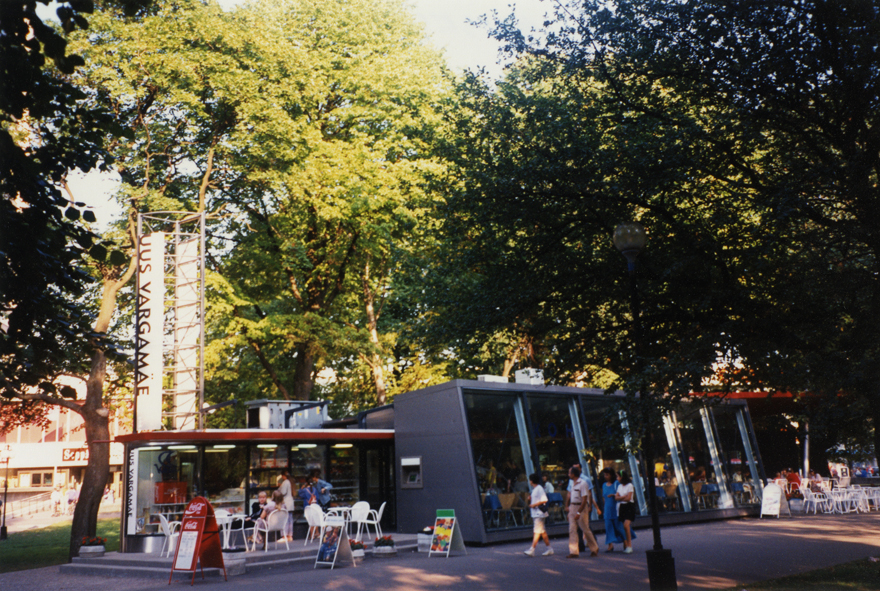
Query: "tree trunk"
363 267 387 404
68 350 111 560
292 343 315 400
67 239 135 560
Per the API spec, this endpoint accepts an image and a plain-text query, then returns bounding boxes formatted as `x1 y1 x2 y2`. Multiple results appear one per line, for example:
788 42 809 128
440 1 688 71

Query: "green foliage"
75 0 452 408
466 0 880 453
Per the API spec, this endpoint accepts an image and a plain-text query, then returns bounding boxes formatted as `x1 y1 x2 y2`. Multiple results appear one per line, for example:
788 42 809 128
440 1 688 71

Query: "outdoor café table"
827 489 859 514
214 511 233 549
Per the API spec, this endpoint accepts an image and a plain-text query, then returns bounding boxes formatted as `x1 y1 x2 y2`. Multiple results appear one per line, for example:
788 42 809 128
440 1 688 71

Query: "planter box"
417 533 432 553
373 546 397 557
79 545 106 558
352 549 365 560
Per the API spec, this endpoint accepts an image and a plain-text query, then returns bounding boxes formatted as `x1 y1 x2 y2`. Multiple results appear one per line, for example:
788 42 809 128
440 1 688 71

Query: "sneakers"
524 548 535 556
623 547 633 554
542 548 554 556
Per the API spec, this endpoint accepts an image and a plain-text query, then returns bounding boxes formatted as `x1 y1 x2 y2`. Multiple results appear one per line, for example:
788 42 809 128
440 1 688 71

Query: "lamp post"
1 445 13 540
613 222 678 591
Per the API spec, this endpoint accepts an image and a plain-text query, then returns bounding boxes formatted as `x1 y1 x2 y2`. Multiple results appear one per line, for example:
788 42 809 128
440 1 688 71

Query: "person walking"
566 465 599 558
600 468 627 552
614 470 636 554
523 473 554 556
51 486 62 516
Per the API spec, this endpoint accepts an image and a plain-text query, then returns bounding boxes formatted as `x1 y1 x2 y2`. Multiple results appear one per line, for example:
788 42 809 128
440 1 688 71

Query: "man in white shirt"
566 465 599 558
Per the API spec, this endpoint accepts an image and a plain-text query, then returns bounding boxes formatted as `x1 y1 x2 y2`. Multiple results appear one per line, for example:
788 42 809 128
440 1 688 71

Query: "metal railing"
5 491 53 519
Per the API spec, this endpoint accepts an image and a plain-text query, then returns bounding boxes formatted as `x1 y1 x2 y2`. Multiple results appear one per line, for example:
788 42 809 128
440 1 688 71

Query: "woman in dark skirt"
614 470 636 554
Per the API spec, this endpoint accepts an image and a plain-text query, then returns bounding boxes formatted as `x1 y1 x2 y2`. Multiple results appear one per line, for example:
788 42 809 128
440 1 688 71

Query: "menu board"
174 531 199 570
168 496 227 584
760 483 790 518
429 509 466 557
314 516 355 570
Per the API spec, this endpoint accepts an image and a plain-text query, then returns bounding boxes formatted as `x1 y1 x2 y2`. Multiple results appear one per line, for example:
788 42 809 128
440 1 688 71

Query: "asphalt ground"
1 512 878 590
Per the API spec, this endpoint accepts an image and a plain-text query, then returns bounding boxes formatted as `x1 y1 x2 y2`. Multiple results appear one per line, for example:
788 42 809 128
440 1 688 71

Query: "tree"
2 0 149 560
76 0 450 409
520 0 880 459
417 54 764 433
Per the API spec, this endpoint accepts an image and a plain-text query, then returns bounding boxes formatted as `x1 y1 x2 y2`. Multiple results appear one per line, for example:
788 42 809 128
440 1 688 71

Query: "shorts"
618 503 636 522
532 517 546 534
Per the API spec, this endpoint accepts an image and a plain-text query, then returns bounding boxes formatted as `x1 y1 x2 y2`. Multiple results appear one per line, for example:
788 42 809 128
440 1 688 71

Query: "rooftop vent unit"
477 374 509 383
245 399 330 429
514 368 544 385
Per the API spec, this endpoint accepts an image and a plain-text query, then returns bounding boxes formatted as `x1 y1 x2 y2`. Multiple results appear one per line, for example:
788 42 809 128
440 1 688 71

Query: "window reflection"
463 391 529 531
712 406 761 506
527 396 579 493
675 409 718 510
581 399 630 476
135 447 197 534
204 445 247 515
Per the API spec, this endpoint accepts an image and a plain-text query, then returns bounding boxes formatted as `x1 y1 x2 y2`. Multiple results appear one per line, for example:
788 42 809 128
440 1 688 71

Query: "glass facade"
460 388 765 533
127 440 391 537
463 391 532 530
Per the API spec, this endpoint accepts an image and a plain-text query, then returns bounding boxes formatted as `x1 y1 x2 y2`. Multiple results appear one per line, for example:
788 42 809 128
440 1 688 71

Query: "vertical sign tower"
134 212 206 431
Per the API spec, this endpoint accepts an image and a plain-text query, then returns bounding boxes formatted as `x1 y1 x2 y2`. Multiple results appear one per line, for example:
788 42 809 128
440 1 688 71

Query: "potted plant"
417 526 433 553
373 535 396 556
350 539 366 560
79 536 107 558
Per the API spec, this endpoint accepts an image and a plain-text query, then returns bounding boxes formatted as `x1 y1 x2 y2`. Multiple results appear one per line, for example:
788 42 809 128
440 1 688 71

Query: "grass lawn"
0 518 120 574
724 558 880 591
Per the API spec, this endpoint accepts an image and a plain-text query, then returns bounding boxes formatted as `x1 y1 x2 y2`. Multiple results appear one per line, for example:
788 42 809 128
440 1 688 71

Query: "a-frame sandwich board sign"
315 516 356 570
169 496 227 585
428 509 467 557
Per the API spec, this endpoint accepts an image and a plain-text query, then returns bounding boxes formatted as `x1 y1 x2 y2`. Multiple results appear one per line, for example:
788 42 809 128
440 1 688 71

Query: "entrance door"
363 446 395 530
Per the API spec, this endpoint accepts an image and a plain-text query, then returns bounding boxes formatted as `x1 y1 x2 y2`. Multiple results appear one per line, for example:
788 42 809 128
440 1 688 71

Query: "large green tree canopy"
75 0 450 409
432 0 879 452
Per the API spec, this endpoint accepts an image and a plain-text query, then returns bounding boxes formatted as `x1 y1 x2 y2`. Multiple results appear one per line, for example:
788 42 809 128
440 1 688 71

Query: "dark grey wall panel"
394 381 487 543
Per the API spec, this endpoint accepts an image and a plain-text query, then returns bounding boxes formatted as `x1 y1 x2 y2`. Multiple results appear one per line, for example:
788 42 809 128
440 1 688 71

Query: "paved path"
2 513 878 590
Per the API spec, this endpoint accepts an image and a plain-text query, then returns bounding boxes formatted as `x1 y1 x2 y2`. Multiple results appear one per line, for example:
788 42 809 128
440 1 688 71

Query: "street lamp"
613 222 678 591
1 445 13 540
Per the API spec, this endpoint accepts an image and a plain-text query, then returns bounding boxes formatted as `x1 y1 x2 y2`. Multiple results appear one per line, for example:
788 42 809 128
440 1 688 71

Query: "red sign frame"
169 496 227 585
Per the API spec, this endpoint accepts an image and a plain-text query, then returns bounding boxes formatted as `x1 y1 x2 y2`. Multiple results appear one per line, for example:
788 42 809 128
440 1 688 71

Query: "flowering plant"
374 535 395 547
349 540 365 550
81 536 107 547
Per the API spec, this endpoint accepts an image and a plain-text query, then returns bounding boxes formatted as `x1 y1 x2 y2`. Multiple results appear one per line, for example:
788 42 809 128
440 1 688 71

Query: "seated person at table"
231 490 268 534
252 491 280 546
308 469 334 511
785 469 802 498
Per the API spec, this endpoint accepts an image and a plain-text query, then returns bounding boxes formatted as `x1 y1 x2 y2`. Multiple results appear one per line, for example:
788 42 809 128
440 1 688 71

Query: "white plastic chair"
361 501 386 539
802 489 828 514
303 503 326 545
350 501 372 542
158 513 181 557
252 509 290 552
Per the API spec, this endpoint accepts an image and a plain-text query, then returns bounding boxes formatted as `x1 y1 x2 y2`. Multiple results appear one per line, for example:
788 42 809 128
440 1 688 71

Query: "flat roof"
116 428 394 445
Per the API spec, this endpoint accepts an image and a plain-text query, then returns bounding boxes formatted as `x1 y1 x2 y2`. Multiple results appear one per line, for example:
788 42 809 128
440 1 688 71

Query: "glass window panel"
527 395 579 493
248 444 289 494
463 391 530 531
648 424 685 513
713 406 762 506
674 408 717 511
328 444 359 506
204 445 247 515
581 399 630 476
135 447 197 534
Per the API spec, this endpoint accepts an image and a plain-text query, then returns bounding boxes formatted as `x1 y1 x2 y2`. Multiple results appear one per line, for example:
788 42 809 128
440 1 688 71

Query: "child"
524 472 554 556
